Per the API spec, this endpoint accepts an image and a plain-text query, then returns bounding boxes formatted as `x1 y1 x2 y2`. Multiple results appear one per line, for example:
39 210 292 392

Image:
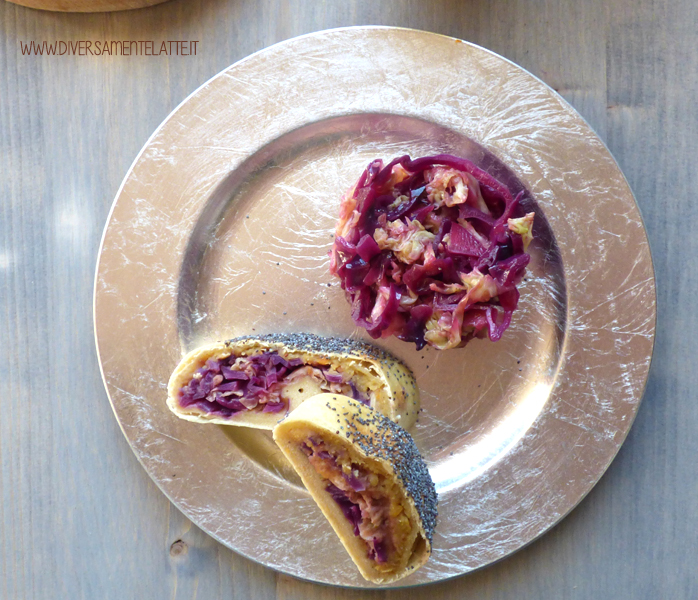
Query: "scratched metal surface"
93 29 655 587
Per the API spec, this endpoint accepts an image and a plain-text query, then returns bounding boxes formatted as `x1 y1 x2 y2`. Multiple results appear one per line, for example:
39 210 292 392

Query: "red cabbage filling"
330 154 534 350
326 484 388 563
301 439 390 564
179 352 369 417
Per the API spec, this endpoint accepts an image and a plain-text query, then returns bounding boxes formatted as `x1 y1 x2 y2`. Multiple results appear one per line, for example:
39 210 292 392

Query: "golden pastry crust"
167 333 419 430
273 394 437 584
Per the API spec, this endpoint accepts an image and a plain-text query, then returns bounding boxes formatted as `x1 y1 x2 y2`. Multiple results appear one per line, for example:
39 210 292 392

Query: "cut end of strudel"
273 393 437 584
167 333 419 430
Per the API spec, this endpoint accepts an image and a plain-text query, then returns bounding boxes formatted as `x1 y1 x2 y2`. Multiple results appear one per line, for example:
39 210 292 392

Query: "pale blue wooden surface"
0 0 693 598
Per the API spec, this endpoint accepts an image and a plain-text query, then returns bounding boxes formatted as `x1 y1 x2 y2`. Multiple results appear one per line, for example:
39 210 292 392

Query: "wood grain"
0 0 693 598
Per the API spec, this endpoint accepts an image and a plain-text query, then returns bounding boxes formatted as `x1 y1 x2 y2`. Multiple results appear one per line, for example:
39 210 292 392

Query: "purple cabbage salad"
329 154 535 350
179 352 369 417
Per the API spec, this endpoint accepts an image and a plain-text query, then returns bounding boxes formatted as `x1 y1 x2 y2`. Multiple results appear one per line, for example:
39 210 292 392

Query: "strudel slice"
167 333 419 430
273 393 437 584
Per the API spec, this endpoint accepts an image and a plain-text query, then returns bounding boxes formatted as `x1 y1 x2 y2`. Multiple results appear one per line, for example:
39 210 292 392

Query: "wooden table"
0 1 691 597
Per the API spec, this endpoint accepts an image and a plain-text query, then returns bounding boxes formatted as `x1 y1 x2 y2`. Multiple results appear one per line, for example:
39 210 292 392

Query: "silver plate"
94 27 656 588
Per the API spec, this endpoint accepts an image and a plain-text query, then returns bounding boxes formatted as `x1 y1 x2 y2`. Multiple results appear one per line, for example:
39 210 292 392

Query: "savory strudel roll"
167 333 419 430
273 394 437 584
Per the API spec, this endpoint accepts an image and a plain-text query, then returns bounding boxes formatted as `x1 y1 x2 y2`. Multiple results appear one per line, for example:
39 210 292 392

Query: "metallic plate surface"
93 27 656 587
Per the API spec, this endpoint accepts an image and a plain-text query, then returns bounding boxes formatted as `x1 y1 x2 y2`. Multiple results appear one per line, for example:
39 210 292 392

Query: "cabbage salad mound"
329 154 535 350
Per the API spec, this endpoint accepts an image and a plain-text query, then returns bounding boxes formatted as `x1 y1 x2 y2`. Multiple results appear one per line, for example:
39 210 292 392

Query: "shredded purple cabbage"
324 371 344 384
179 352 371 417
368 538 388 564
325 484 387 563
179 352 302 415
349 382 370 406
306 442 388 563
330 154 534 350
325 483 362 536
